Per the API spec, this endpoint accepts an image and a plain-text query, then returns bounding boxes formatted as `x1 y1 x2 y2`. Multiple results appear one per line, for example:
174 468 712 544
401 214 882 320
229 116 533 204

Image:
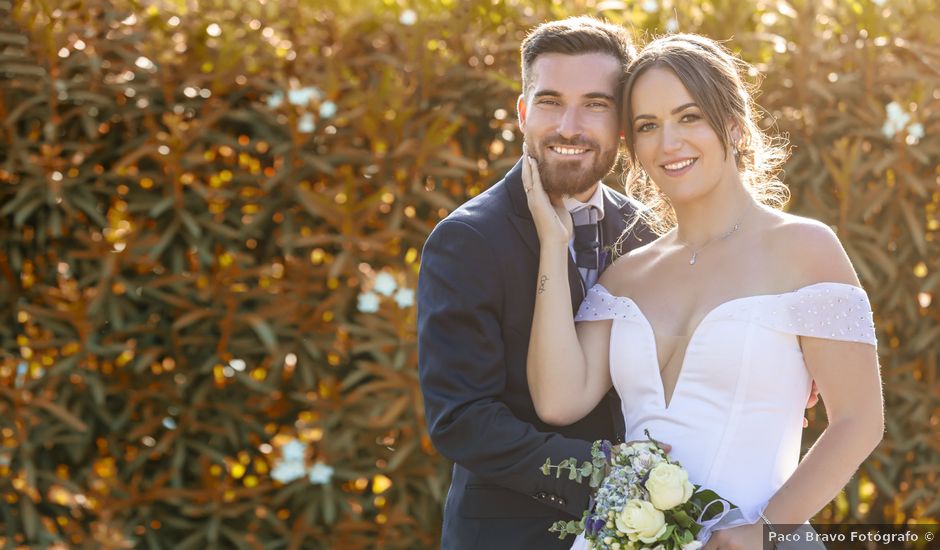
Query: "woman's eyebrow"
633 102 699 122
672 102 698 114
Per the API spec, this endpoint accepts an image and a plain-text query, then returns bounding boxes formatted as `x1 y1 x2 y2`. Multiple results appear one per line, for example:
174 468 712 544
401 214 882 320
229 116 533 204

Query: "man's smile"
548 145 592 157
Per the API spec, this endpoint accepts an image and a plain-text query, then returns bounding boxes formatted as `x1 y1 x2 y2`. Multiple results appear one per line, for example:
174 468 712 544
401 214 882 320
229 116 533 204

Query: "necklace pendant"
689 251 697 265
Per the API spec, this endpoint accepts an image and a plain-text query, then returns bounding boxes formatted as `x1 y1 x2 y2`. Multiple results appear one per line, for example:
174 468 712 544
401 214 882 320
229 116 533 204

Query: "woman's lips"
661 157 697 177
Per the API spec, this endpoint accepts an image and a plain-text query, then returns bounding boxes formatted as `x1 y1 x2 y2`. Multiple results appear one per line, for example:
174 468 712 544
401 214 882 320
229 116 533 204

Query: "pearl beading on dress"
574 282 877 346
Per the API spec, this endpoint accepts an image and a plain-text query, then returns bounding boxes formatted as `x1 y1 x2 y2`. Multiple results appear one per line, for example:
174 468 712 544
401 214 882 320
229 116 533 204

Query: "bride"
523 34 883 549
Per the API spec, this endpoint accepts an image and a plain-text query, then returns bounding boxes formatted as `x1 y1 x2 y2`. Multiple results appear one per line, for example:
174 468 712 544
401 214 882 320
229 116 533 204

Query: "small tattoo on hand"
537 275 548 295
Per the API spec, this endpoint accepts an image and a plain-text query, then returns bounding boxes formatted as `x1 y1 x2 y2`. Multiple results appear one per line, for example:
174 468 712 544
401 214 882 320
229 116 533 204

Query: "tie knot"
572 208 600 271
570 205 598 225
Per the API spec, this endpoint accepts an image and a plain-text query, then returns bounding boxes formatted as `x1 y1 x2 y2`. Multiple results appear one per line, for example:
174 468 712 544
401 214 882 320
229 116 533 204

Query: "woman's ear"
730 123 742 146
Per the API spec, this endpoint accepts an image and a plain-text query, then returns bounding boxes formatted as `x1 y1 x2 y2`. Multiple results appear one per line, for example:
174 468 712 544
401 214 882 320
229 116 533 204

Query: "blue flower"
358 291 380 313
288 86 321 106
584 514 598 536
319 101 337 119
266 91 284 109
394 288 414 308
308 462 334 485
281 439 307 462
298 113 316 133
601 440 612 462
271 460 306 484
590 516 606 536
374 272 398 296
883 101 911 138
399 9 417 26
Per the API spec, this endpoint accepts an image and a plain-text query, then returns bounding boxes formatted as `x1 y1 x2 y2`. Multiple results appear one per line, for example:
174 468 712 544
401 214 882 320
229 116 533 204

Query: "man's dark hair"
520 16 635 101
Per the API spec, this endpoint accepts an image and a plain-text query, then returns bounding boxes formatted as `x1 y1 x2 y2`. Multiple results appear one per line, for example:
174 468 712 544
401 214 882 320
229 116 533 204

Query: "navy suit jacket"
417 159 650 549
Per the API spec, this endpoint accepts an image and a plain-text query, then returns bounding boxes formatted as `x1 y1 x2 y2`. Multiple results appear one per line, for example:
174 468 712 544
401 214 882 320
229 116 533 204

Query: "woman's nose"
661 122 682 152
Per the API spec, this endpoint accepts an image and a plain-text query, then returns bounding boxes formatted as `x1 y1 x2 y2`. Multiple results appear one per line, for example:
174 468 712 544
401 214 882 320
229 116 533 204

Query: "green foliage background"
0 0 937 548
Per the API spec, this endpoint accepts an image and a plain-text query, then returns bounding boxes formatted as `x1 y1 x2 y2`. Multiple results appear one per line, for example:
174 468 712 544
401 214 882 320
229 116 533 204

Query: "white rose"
681 541 703 550
614 499 667 543
645 463 694 510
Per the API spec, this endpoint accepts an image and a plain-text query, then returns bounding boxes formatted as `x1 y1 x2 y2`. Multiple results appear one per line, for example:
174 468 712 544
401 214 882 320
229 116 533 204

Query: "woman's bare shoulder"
762 210 861 288
599 233 670 294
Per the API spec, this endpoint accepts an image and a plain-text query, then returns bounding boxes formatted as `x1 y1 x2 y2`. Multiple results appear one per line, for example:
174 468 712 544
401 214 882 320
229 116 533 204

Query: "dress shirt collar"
561 184 606 221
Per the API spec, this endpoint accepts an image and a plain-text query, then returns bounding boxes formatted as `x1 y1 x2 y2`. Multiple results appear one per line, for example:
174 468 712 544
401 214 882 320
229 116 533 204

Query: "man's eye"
587 102 609 109
538 99 559 106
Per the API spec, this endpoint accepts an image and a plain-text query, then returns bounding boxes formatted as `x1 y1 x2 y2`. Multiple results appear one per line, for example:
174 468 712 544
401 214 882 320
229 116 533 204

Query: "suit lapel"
599 186 633 269
566 248 586 306
504 158 584 308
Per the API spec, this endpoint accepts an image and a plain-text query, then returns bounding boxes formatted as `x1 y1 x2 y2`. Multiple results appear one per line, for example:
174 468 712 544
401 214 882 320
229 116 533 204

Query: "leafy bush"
0 0 937 547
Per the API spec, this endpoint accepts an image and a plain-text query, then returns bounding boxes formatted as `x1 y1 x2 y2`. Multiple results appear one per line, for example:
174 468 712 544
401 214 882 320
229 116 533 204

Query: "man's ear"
516 94 527 132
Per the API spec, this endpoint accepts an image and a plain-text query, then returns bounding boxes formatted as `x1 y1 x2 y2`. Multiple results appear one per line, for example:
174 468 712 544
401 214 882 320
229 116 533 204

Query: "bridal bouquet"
541 432 733 550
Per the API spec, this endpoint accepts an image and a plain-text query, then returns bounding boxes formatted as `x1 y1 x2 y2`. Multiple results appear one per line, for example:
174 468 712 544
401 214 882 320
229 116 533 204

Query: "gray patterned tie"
571 206 600 287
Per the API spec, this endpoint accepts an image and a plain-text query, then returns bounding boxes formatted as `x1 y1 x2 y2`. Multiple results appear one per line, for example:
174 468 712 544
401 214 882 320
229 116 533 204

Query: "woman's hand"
702 522 764 550
522 145 572 247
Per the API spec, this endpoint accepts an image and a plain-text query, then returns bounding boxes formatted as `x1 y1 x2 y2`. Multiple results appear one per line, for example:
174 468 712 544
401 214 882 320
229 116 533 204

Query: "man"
417 17 650 549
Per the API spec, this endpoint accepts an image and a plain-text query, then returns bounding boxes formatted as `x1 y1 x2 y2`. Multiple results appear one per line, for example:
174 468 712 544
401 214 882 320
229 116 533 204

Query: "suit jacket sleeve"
417 218 592 517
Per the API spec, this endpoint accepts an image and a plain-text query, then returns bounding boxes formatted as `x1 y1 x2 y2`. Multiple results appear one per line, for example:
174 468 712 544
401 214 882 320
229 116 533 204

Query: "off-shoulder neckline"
590 281 866 310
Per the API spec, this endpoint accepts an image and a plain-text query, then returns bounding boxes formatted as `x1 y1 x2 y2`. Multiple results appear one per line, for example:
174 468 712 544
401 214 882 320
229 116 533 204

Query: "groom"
417 17 650 549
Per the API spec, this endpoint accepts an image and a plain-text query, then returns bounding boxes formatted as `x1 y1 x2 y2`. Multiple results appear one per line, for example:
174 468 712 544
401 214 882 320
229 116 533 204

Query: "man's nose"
556 108 583 139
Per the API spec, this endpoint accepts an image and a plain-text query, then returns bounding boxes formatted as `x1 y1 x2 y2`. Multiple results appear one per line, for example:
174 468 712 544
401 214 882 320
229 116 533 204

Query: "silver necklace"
677 219 743 266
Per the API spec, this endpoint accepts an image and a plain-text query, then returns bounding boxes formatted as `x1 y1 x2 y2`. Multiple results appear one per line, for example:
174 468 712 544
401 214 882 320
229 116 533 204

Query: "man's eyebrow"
585 92 616 102
533 90 615 102
633 102 700 122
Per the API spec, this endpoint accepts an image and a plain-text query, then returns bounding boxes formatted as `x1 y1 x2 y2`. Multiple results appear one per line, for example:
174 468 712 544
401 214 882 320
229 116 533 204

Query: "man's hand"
803 380 820 428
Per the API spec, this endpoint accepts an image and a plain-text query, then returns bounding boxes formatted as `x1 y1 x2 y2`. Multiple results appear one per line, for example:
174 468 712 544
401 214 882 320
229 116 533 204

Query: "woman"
523 34 883 549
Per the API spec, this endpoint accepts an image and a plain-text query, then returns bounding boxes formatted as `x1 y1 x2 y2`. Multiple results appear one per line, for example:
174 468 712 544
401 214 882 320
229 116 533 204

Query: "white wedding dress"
569 282 877 548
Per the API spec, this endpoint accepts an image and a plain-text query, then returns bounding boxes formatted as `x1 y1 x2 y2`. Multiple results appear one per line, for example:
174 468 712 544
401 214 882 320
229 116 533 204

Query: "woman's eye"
681 113 702 122
636 122 656 133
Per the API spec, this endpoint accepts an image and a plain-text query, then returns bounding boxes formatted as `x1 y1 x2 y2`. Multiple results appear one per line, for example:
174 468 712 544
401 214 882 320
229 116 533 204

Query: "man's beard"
528 137 619 197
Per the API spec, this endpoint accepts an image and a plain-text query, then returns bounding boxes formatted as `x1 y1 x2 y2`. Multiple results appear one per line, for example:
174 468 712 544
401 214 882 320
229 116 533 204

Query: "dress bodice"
574 282 876 518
